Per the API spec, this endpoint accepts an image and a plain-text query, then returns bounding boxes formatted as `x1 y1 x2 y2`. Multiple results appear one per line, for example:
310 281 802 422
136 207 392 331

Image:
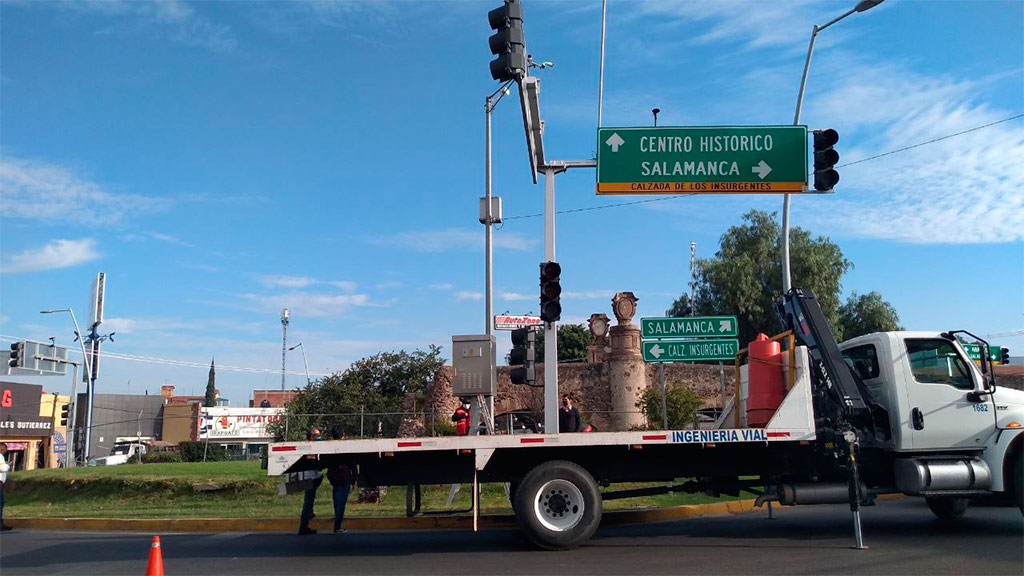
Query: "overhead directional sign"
643 339 740 363
597 126 808 195
641 316 738 339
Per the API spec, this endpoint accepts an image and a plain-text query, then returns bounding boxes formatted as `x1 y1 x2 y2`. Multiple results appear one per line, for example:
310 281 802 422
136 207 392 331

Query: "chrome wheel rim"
534 479 585 532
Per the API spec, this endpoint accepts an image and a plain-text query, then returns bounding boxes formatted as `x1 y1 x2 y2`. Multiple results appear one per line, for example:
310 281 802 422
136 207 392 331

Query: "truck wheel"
926 497 968 520
508 481 519 512
514 460 602 550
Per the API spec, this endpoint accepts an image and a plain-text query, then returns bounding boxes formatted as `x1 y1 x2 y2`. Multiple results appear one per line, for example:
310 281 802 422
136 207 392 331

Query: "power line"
0 334 332 378
502 113 1024 221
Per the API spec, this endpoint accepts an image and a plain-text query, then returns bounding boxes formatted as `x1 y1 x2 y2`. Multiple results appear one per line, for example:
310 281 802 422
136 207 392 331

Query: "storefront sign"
0 382 54 437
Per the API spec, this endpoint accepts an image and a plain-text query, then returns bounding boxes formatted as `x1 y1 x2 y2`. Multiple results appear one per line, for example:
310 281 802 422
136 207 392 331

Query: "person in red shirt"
452 399 472 436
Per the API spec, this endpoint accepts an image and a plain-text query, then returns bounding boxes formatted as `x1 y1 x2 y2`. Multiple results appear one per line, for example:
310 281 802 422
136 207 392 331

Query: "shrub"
178 441 230 462
637 381 704 430
142 451 182 464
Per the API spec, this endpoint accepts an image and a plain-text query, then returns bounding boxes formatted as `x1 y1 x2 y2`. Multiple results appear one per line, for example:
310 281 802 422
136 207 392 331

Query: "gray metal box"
452 335 496 396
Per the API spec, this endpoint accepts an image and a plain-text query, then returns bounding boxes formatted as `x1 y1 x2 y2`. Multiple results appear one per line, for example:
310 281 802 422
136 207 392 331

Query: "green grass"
5 461 739 520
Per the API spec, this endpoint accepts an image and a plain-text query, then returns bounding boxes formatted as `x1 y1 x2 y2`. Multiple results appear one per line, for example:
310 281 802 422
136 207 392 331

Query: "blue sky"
2 0 1022 405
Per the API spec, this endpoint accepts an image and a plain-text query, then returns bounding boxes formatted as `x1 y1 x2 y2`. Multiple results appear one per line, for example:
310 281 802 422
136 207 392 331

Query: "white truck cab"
840 331 1024 497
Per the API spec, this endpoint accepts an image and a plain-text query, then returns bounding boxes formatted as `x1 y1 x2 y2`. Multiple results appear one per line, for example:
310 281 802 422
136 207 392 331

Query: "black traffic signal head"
1001 347 1010 365
539 261 561 323
9 341 25 368
812 128 840 191
488 0 526 82
60 404 70 426
509 328 535 385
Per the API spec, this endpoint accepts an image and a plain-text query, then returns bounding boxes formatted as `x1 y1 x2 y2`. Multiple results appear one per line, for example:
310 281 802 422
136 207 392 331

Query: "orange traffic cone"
146 535 164 576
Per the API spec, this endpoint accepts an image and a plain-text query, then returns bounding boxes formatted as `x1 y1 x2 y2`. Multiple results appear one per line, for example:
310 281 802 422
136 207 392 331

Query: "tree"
533 324 593 362
839 291 903 340
204 358 216 407
667 210 852 344
267 346 445 441
636 382 704 430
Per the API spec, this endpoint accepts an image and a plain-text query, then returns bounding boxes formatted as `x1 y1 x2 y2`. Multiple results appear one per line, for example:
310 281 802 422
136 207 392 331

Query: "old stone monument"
607 292 647 430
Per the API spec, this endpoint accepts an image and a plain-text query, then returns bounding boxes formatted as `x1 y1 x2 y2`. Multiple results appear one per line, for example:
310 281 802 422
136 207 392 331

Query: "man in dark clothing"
327 457 356 533
326 428 356 534
297 427 324 535
558 395 582 433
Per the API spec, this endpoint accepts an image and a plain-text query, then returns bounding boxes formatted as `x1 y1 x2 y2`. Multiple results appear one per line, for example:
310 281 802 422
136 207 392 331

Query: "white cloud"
122 231 193 247
257 275 317 289
563 290 615 300
798 63 1024 244
256 276 358 292
456 291 483 302
1 238 100 274
0 157 169 226
501 292 533 301
367 228 535 253
45 0 238 53
428 283 455 291
632 0 833 51
242 291 371 318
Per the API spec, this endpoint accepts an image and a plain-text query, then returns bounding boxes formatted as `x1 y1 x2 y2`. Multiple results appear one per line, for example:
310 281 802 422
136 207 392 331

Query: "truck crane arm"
777 288 891 442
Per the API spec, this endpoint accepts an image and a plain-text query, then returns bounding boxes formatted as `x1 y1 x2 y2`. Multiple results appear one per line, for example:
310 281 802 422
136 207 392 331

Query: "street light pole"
40 308 92 466
288 343 310 386
782 0 884 292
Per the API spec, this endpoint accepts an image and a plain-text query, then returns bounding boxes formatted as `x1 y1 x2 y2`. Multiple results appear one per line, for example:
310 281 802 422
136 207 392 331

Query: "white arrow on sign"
752 160 772 179
649 344 664 359
605 133 625 152
719 319 733 333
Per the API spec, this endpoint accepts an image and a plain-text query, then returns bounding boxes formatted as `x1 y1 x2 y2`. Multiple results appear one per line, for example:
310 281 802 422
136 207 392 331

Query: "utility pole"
689 241 697 317
280 308 289 391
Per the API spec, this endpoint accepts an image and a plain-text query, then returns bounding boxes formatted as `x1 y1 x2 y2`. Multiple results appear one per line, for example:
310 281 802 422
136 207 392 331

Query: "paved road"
1 500 1020 575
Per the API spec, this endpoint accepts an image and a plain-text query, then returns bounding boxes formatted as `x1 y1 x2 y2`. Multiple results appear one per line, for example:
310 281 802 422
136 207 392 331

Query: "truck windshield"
111 445 131 455
905 339 974 390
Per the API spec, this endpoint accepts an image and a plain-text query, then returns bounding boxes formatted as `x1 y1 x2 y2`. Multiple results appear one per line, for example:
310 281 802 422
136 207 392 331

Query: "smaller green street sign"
641 316 738 339
643 339 740 363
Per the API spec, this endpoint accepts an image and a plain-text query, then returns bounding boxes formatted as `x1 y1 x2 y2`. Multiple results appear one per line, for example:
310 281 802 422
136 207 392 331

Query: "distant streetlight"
782 0 884 292
288 342 310 386
40 308 92 466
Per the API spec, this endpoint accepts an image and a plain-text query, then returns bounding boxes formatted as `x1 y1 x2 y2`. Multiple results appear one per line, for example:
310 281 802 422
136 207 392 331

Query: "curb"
7 499 759 533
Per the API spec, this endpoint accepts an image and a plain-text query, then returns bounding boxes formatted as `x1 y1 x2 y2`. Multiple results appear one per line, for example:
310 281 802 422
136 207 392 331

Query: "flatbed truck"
268 289 1024 549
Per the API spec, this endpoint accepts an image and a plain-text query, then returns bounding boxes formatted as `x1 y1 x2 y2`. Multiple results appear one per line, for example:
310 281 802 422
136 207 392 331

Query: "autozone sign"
494 315 542 331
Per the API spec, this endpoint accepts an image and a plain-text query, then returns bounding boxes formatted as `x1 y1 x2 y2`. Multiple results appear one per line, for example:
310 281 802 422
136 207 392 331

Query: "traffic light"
539 261 561 322
812 128 840 191
60 404 69 427
1001 347 1010 365
488 0 526 82
509 328 536 386
9 341 25 368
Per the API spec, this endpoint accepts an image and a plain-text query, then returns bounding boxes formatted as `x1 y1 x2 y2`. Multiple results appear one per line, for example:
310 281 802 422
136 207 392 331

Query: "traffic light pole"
540 160 596 433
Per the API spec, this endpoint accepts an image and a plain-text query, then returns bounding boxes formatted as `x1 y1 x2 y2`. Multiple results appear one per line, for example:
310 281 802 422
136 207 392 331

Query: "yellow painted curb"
6 500 760 533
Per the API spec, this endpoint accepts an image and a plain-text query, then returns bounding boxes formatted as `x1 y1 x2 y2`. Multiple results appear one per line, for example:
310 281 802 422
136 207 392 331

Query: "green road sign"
643 339 740 363
962 343 1004 363
597 126 808 195
641 316 738 339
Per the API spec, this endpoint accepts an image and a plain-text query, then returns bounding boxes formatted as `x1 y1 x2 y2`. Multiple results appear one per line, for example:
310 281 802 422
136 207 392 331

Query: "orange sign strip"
596 181 807 195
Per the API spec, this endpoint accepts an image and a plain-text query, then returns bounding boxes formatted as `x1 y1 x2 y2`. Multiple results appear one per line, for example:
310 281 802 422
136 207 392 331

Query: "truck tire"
925 497 968 520
1013 455 1023 515
513 460 602 550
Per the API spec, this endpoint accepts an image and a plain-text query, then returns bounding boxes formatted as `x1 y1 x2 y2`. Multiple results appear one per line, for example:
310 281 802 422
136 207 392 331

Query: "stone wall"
419 361 736 433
